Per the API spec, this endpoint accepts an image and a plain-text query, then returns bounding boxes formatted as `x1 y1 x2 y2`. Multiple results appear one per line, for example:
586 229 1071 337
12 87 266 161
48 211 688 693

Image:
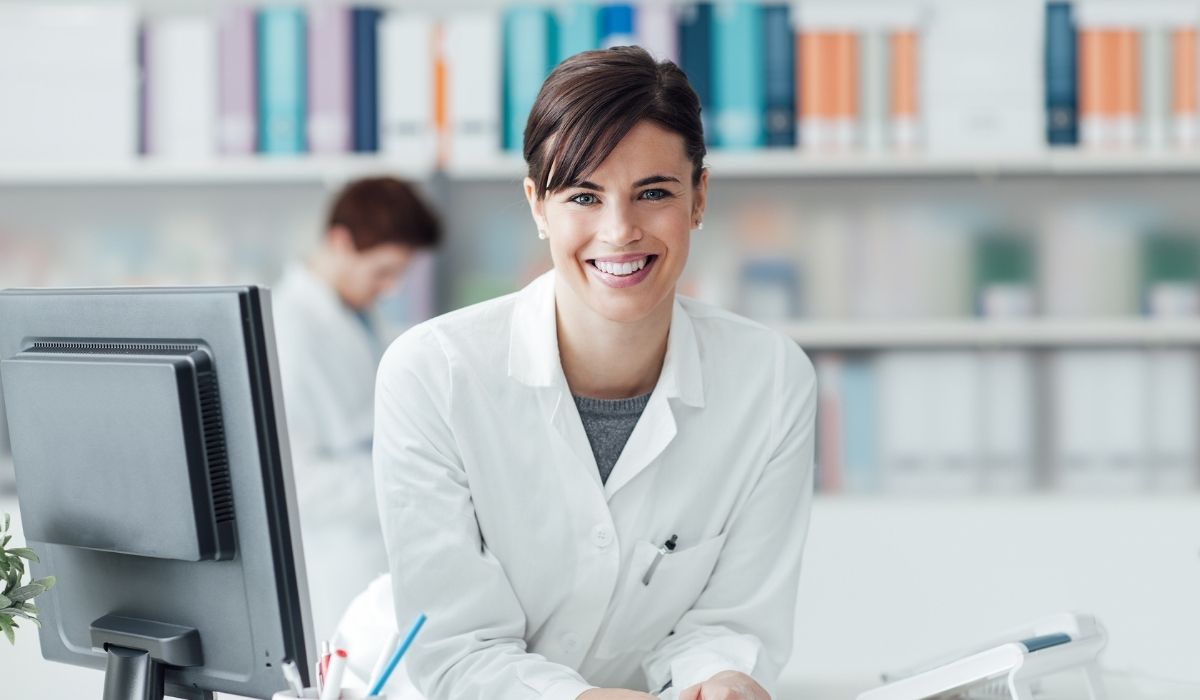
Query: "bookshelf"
778 317 1200 350
0 156 427 187
17 151 1200 186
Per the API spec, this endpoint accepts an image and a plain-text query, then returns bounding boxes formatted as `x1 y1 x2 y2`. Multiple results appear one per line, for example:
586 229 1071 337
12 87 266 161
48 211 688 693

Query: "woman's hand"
577 689 658 700
677 670 770 700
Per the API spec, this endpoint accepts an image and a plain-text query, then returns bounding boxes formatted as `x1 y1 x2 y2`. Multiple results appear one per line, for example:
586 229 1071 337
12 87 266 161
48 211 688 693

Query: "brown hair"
524 46 706 199
325 177 442 250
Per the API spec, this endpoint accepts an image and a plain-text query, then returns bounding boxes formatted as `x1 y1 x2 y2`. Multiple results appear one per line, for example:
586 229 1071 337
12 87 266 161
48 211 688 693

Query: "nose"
598 199 643 248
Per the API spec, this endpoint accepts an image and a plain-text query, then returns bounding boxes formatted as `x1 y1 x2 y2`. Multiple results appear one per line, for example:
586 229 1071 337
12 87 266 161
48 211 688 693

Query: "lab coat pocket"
595 533 728 659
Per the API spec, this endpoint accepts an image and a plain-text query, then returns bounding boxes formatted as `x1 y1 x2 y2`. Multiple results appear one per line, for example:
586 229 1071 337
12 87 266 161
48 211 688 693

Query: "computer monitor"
0 287 314 700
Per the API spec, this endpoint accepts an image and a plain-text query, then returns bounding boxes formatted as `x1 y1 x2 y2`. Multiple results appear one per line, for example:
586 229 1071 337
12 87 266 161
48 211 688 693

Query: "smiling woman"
369 46 817 700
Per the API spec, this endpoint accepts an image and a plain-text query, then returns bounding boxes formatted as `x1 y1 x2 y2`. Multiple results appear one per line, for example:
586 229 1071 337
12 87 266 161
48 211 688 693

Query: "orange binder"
890 29 919 150
1171 27 1198 146
830 30 858 150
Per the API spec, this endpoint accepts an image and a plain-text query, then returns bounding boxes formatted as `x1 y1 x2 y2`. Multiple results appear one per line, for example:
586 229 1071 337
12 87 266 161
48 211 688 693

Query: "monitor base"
91 615 206 700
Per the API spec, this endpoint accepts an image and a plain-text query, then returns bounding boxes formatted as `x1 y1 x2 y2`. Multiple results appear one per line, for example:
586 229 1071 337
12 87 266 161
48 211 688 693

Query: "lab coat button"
591 524 613 548
561 632 580 651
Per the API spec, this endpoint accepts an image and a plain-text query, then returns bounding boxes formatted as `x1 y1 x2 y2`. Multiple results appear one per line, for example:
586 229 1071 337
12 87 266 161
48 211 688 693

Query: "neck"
554 276 673 400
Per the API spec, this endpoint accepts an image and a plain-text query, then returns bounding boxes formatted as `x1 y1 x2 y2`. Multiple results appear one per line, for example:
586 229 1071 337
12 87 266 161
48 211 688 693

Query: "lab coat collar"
506 271 706 409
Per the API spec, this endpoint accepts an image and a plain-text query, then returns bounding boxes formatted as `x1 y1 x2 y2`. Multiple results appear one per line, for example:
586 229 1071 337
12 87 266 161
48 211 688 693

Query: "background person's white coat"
370 271 817 700
273 262 390 643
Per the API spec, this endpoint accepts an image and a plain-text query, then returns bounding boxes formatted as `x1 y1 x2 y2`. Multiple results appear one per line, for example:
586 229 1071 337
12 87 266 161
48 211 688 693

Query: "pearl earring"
538 229 548 240
695 221 704 231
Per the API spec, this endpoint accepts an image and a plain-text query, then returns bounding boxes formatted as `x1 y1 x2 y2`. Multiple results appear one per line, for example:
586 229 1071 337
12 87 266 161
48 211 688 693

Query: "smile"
586 254 658 288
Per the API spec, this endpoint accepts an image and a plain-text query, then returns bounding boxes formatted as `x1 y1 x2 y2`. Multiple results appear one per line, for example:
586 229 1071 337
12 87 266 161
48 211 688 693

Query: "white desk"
4 491 1199 699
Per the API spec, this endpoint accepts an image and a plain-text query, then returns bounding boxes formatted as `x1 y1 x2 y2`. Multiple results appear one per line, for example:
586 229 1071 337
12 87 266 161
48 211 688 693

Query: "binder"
307 4 351 154
444 11 502 165
859 28 888 153
636 1 677 63
841 356 878 493
599 3 635 49
1053 350 1148 493
712 0 765 149
558 2 600 62
256 7 307 155
762 4 796 148
1171 28 1199 146
979 351 1036 492
814 354 844 493
217 7 258 155
1044 2 1078 146
502 7 557 152
144 15 218 159
351 7 381 153
380 12 436 168
798 31 829 150
889 29 920 150
1142 26 1170 150
0 3 138 162
678 2 714 144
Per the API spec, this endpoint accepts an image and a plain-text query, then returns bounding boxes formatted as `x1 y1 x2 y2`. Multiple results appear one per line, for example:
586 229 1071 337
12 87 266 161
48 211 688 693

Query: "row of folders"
814 349 1198 494
1045 1 1200 149
0 1 928 164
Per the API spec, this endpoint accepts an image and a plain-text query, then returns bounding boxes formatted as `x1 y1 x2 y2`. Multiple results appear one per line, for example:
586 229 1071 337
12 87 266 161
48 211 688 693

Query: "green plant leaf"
7 548 38 563
0 595 9 608
30 576 55 591
1 607 34 622
0 614 14 644
2 513 9 533
1 534 10 548
8 584 45 603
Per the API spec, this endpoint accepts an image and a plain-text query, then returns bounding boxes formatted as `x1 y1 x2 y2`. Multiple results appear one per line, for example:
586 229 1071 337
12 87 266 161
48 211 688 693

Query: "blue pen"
368 613 427 697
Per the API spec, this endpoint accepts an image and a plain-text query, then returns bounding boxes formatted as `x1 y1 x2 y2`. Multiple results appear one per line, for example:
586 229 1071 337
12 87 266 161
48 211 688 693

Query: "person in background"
272 176 441 644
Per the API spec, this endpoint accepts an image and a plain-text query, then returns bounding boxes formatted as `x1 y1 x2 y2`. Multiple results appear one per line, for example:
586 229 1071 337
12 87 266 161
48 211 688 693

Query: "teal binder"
256 7 307 155
841 357 878 492
503 7 558 152
712 0 765 149
558 3 599 62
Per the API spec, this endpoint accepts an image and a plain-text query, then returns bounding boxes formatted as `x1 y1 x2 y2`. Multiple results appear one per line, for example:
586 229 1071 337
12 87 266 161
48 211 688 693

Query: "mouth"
585 254 658 288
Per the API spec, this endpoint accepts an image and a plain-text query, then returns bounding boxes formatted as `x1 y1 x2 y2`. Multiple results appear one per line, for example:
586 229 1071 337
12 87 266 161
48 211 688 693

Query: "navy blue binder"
763 4 796 147
1045 2 1078 146
678 2 714 145
352 7 381 152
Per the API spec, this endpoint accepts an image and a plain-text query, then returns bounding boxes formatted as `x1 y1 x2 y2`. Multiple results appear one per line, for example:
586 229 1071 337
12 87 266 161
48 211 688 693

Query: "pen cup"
271 690 386 699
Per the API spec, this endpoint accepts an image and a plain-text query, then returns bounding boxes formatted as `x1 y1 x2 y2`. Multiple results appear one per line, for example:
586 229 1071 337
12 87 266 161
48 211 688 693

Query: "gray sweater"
572 392 653 484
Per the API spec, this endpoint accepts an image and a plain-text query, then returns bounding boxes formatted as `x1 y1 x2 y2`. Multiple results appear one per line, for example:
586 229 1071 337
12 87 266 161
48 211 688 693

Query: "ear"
326 224 357 254
691 168 709 229
523 177 549 233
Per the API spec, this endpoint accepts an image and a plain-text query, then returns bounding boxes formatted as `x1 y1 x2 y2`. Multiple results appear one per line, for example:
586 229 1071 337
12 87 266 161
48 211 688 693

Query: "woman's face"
525 120 708 325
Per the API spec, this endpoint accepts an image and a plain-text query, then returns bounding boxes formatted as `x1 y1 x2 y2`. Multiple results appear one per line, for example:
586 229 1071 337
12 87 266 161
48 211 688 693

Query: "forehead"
356 243 412 266
585 121 691 181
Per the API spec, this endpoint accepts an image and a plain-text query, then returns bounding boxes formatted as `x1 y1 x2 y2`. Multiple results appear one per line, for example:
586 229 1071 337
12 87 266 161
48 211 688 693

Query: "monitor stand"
90 614 207 700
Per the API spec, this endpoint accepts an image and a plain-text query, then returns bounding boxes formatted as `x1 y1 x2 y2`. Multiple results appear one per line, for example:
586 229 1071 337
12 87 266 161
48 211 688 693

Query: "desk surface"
3 489 1199 700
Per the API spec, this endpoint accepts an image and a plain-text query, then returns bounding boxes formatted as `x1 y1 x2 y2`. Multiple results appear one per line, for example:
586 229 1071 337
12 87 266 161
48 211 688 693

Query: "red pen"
318 640 331 692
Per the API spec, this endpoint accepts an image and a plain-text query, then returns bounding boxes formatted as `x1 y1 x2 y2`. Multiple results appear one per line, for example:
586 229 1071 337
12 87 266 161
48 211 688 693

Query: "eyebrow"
572 175 682 192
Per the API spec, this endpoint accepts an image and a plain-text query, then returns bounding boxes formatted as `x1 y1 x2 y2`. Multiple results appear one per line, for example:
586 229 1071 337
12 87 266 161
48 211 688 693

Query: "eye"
640 188 671 201
569 192 600 206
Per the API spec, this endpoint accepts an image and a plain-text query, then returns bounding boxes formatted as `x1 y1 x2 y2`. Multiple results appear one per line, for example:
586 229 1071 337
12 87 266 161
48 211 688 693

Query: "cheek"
547 220 594 261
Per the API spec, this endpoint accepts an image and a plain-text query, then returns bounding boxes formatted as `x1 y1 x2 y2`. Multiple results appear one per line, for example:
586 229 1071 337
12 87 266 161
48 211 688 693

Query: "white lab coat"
272 263 390 643
367 270 817 700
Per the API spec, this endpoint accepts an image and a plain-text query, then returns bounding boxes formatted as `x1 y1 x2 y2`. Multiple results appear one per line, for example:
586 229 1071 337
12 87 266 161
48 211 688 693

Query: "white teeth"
595 257 649 276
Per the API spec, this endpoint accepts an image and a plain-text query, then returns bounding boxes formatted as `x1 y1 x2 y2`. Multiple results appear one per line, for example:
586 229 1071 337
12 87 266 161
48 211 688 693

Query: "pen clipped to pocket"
642 534 678 585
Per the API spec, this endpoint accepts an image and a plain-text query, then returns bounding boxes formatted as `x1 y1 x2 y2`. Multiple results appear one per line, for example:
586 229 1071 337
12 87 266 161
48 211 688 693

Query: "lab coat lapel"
508 272 604 486
602 298 705 500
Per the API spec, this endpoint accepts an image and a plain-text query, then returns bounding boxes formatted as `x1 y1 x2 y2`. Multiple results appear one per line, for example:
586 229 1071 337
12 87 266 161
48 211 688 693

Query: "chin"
585 287 672 325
